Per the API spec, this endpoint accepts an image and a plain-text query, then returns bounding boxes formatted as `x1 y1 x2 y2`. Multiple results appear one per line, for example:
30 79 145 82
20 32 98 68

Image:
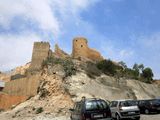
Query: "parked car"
137 99 160 114
110 100 140 120
70 98 112 120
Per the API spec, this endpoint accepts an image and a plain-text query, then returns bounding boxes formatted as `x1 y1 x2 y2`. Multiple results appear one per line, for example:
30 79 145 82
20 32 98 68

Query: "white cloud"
0 0 100 71
0 32 42 71
138 32 160 49
135 32 160 79
0 0 60 36
100 40 134 62
0 0 99 37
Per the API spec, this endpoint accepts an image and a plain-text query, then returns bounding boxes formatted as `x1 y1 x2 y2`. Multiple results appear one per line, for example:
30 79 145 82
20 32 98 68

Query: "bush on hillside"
36 107 43 114
123 68 139 80
42 56 76 77
141 67 154 83
96 60 122 76
85 61 101 78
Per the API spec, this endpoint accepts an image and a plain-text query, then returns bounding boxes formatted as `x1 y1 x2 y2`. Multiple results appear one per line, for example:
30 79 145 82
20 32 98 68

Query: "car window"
110 101 118 107
150 99 160 105
75 103 81 112
139 100 145 105
85 100 109 111
120 101 137 107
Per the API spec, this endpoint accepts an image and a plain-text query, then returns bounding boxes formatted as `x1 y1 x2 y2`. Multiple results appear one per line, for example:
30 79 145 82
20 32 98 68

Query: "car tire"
70 116 73 120
116 114 121 120
144 109 149 114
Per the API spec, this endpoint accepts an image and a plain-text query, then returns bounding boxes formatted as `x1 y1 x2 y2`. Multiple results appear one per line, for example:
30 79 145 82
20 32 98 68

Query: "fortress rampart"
29 42 50 70
72 37 103 61
3 75 40 96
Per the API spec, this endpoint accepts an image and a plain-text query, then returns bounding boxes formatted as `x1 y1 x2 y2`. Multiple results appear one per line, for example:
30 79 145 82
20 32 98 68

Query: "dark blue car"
70 98 112 120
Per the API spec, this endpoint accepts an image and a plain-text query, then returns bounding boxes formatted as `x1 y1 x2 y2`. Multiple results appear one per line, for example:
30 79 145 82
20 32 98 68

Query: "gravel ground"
141 114 160 120
33 114 160 120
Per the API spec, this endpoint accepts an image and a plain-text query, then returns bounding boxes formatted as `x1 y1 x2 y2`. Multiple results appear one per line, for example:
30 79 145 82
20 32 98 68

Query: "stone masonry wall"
72 37 103 61
0 93 28 110
54 44 70 58
29 42 50 71
3 75 40 96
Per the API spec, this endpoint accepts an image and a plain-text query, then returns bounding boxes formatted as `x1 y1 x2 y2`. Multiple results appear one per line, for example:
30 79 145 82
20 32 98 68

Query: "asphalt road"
141 114 160 120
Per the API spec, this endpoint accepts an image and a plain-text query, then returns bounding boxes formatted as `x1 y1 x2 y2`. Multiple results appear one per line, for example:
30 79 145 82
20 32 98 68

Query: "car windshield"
120 100 137 107
150 99 160 105
85 100 109 111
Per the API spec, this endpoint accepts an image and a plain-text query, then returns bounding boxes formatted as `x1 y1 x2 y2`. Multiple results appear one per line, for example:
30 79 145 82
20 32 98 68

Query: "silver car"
110 100 140 120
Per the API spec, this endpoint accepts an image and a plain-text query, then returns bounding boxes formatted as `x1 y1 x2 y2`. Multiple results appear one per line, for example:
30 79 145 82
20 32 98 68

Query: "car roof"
112 99 134 102
139 99 156 101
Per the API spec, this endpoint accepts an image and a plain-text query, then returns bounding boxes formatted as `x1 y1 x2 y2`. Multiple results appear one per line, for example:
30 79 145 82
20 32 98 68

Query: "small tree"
138 64 144 73
118 61 127 68
142 67 154 83
132 63 140 79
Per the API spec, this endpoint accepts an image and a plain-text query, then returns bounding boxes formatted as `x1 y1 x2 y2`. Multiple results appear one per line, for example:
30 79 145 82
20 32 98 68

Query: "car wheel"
145 109 149 114
116 114 121 120
70 116 73 120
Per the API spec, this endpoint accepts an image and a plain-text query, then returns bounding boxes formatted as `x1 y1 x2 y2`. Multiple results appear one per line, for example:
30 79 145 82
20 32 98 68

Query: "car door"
73 102 82 120
139 100 145 112
110 101 118 118
71 103 78 120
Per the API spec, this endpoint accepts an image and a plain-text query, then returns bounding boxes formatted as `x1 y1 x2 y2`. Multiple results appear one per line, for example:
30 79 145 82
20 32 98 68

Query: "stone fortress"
72 37 103 61
0 37 103 110
29 37 103 70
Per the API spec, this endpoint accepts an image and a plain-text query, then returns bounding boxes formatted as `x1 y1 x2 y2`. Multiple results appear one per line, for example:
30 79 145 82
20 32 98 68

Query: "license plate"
93 114 103 118
128 111 135 114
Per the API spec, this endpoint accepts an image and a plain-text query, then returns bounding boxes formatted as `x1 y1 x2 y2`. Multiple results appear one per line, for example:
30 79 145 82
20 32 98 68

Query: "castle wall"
3 75 40 96
29 42 50 70
0 93 28 110
88 48 103 61
72 37 103 61
54 44 70 58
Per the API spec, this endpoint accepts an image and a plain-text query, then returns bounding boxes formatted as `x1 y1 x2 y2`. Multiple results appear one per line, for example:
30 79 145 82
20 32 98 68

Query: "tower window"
81 45 83 47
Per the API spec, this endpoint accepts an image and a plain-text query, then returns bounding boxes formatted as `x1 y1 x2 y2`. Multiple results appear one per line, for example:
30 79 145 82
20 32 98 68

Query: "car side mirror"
69 108 74 111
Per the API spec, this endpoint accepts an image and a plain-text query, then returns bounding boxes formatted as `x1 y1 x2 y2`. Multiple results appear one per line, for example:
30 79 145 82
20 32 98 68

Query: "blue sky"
0 0 160 79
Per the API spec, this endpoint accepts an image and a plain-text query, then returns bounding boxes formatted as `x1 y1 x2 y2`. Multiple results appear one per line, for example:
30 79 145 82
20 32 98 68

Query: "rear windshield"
120 101 137 107
150 99 160 105
85 100 109 111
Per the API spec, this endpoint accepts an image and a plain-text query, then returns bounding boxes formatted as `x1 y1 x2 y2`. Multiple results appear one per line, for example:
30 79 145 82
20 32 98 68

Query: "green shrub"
141 67 154 83
36 107 43 114
42 56 76 77
123 68 139 79
85 61 101 78
96 60 121 76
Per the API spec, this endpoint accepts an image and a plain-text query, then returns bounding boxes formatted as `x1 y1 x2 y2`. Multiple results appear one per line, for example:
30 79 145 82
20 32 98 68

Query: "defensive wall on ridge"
3 75 40 96
29 42 50 71
72 37 103 61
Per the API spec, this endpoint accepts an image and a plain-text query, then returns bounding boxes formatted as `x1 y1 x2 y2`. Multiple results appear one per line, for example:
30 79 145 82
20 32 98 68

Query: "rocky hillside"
0 59 160 120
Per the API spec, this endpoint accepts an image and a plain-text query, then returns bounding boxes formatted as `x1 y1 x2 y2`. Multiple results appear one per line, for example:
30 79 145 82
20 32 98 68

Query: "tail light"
81 113 86 120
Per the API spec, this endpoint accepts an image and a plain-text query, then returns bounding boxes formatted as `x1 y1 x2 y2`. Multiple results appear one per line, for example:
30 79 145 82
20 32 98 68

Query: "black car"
70 98 112 120
138 99 160 114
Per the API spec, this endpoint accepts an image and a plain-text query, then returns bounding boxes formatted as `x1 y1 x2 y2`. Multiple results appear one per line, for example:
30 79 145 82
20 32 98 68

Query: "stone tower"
72 37 88 59
72 37 103 61
29 42 50 70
